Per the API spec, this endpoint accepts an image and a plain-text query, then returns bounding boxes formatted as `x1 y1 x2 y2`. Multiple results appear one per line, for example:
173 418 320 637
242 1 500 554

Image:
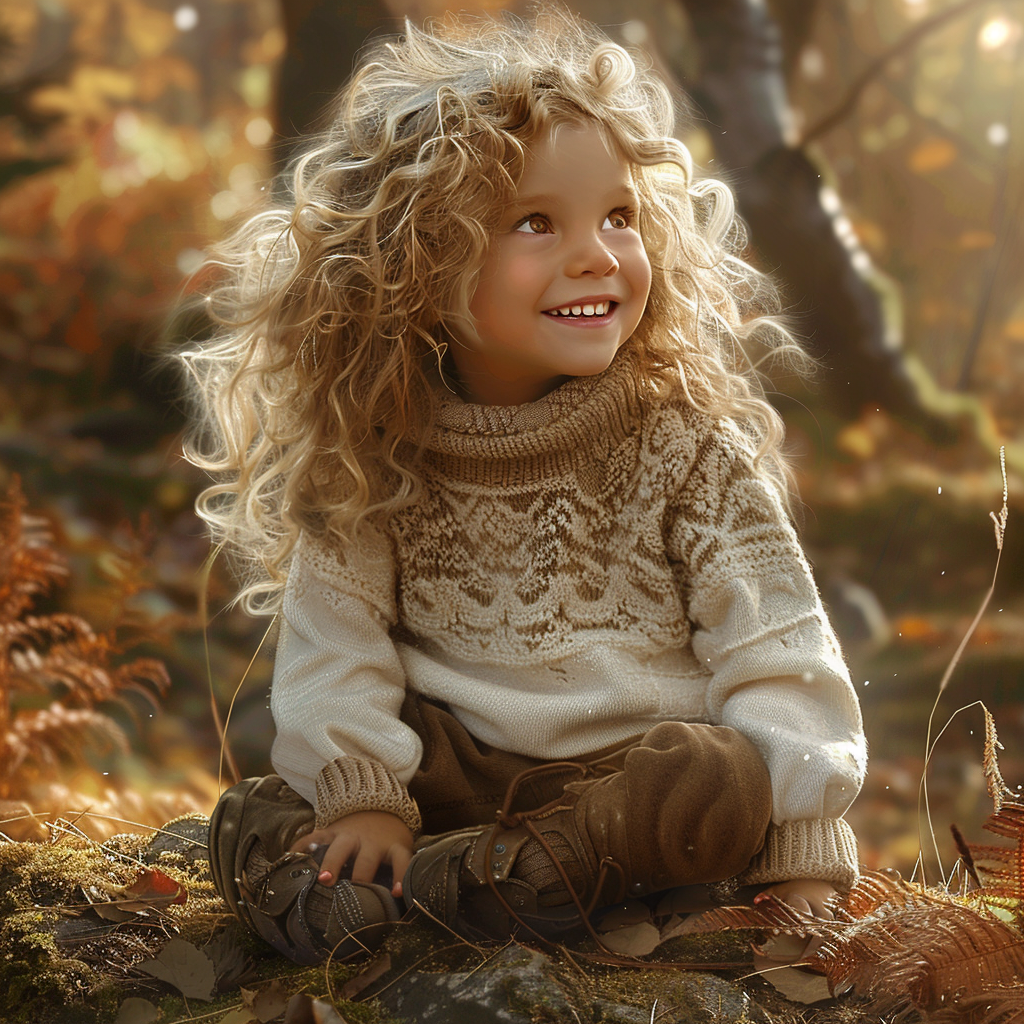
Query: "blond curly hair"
180 5 810 614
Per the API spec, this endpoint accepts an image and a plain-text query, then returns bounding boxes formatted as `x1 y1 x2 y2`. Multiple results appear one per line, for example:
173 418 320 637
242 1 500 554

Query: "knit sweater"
269 350 867 888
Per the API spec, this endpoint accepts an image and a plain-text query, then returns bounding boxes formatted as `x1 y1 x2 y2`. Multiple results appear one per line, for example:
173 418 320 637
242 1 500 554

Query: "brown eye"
605 211 630 229
515 215 550 234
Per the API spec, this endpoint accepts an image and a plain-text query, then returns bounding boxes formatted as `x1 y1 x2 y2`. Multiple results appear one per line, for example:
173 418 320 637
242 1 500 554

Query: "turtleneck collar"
426 344 646 468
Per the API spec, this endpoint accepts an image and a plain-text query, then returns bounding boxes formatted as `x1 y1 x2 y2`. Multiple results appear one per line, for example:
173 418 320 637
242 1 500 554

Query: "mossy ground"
0 823 874 1024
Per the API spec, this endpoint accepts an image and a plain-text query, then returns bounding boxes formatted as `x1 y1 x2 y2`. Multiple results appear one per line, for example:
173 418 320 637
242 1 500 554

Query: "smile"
544 301 616 318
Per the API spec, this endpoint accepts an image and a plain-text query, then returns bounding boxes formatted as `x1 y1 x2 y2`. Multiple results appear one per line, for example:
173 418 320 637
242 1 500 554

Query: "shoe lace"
479 761 754 970
481 761 627 945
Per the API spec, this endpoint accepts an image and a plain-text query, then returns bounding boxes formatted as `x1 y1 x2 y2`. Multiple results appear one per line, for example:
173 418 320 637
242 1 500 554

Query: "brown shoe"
209 776 401 965
402 763 628 942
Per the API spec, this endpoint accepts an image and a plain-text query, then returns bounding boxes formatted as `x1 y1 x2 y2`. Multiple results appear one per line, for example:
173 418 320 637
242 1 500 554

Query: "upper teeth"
550 301 610 317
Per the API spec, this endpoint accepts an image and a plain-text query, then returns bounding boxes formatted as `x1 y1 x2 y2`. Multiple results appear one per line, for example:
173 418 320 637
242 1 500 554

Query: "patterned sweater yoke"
269 349 867 888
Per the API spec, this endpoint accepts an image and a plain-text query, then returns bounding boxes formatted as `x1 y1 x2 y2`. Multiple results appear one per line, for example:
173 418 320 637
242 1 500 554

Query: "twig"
0 810 210 848
407 898 488 956
197 542 241 788
217 609 278 793
457 938 516 985
802 0 1020 144
918 447 1008 886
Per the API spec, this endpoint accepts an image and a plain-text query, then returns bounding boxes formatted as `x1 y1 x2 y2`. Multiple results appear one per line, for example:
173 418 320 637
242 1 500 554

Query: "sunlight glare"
978 17 1016 51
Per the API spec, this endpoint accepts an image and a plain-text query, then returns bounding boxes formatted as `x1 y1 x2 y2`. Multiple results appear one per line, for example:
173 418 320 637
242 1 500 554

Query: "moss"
0 909 99 1023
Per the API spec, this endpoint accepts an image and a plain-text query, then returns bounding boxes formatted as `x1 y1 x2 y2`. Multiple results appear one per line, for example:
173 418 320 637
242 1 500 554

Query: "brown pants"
403 694 773 889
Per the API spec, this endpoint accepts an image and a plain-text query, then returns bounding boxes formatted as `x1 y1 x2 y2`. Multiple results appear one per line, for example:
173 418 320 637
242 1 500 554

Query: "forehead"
514 122 635 198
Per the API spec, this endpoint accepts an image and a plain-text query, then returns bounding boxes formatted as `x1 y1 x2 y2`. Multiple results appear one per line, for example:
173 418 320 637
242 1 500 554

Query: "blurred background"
0 0 1022 883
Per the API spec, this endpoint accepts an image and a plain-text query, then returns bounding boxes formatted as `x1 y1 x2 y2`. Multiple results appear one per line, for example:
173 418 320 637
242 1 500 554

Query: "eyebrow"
512 186 639 209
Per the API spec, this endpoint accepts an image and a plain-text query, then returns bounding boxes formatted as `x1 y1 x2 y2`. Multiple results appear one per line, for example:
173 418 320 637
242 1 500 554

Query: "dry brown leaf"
253 980 292 1023
658 913 703 943
340 954 391 1001
218 1008 257 1024
752 957 833 1005
84 865 185 921
595 898 650 931
138 938 216 1001
114 998 160 1024
597 921 661 956
283 993 350 1024
205 923 252 991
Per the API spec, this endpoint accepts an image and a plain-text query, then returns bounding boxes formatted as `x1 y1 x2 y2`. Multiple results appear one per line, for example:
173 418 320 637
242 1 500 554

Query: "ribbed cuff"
738 818 859 890
314 756 422 834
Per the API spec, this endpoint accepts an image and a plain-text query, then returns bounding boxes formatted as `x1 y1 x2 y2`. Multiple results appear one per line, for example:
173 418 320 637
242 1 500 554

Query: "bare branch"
802 0 1014 145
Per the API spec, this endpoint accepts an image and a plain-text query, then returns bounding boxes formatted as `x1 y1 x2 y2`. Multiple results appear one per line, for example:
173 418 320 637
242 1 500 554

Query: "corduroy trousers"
402 693 773 889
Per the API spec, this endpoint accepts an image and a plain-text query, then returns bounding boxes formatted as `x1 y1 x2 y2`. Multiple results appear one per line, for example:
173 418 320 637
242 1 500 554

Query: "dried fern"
0 477 170 799
689 798 1024 1020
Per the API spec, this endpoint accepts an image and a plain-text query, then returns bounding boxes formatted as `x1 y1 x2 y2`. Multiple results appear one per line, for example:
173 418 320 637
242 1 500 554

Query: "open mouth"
543 300 617 319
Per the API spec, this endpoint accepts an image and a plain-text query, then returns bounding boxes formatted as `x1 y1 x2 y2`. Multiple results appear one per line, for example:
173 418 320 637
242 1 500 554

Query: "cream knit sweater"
270 352 866 887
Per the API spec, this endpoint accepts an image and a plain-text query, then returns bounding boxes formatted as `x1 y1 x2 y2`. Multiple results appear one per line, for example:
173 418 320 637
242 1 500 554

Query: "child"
185 6 866 966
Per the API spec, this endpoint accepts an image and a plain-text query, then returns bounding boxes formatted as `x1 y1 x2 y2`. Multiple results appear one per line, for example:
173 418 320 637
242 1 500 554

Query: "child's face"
450 122 652 405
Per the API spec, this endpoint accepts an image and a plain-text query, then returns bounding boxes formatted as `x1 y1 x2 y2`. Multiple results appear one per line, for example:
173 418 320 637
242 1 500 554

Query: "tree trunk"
673 0 950 435
274 0 397 169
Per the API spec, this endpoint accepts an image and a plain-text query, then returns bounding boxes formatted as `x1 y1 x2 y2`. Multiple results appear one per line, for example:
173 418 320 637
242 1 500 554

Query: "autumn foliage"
0 477 216 840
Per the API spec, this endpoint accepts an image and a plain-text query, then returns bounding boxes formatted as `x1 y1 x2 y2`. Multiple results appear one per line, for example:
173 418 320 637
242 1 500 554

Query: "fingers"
319 833 360 886
288 829 330 855
350 844 382 886
785 895 814 918
389 842 414 898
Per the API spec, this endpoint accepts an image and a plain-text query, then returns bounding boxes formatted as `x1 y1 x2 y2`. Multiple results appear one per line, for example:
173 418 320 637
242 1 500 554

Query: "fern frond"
0 478 67 624
811 900 1024 1014
0 477 171 798
3 703 128 780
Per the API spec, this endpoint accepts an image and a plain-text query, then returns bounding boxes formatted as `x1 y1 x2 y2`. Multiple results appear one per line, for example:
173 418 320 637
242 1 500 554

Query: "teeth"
550 301 610 317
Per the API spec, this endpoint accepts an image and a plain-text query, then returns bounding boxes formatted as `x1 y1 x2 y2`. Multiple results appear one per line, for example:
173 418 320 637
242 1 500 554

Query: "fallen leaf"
85 867 186 921
138 938 217 1001
340 954 391 1000
597 921 661 956
254 980 292 1022
594 898 650 931
657 912 703 942
284 993 349 1024
123 866 187 906
752 956 832 1004
115 997 160 1024
750 934 832 1004
205 923 252 990
218 1008 257 1024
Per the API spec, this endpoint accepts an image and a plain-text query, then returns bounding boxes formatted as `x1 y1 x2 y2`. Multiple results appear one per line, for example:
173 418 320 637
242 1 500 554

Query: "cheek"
626 237 653 295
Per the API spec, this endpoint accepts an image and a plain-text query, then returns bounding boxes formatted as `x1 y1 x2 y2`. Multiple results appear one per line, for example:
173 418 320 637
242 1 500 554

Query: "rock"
823 576 890 652
591 999 650 1022
142 814 211 877
376 944 570 1023
370 940 773 1024
678 972 772 1022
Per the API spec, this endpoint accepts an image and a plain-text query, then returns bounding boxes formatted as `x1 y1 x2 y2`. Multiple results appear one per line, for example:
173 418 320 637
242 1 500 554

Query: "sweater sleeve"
269 528 422 833
666 422 866 889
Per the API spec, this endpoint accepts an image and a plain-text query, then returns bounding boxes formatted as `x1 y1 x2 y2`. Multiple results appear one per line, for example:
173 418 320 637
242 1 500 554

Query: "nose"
564 231 619 278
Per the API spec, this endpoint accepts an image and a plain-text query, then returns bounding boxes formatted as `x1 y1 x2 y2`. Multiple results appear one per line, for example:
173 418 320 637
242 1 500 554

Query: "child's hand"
755 878 838 920
289 810 413 899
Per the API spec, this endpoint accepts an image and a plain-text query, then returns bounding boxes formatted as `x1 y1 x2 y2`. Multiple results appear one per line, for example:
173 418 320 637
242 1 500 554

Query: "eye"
515 214 552 234
603 208 634 230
